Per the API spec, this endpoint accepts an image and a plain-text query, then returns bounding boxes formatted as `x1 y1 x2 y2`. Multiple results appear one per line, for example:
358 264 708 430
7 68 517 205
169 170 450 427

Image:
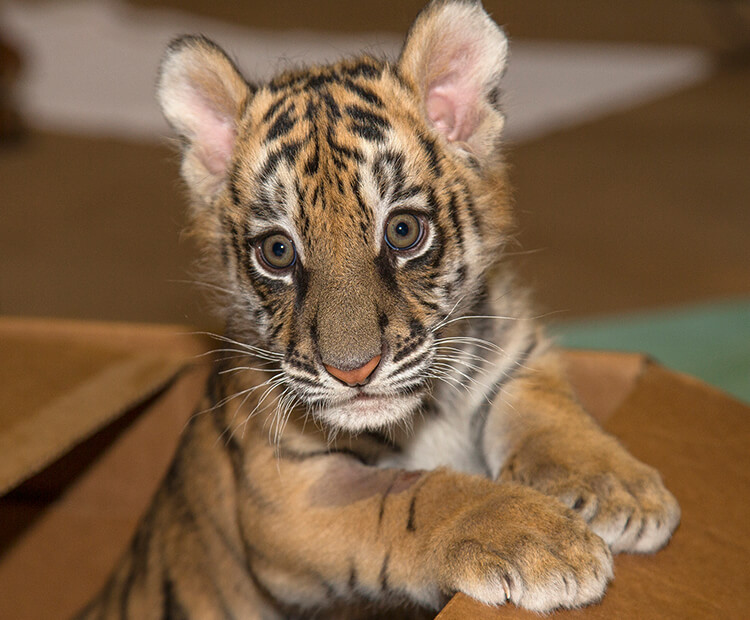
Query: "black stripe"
348 561 359 591
343 59 382 79
379 551 391 592
246 265 288 296
374 251 399 294
418 131 442 176
269 319 285 340
326 126 362 162
321 90 342 120
388 349 430 381
306 72 336 90
219 237 230 268
459 183 482 237
412 294 440 312
383 150 406 189
472 336 539 468
286 356 317 376
346 104 389 128
266 59 382 93
378 311 389 332
348 105 389 142
378 472 400 527
392 379 429 396
392 183 422 203
406 493 418 532
350 174 372 223
342 78 384 107
162 574 189 620
286 373 322 389
229 168 243 208
447 191 465 251
402 224 444 274
358 220 369 244
227 220 245 268
118 516 152 619
262 95 288 123
309 317 319 352
294 262 309 311
393 335 426 364
257 140 302 184
211 408 276 512
249 195 286 221
240 542 287 614
304 139 320 175
266 104 296 141
409 318 425 337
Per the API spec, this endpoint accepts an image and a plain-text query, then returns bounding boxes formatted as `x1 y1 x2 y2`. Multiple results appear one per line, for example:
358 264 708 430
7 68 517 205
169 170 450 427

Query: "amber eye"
259 233 296 270
385 213 423 251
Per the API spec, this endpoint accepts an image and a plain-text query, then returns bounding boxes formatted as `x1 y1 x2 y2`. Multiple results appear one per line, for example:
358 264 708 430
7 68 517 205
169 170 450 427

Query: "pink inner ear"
186 86 236 177
195 119 235 176
425 72 479 144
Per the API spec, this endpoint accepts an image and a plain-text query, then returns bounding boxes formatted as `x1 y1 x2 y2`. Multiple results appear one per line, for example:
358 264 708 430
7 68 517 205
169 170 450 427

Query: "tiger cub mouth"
317 390 427 433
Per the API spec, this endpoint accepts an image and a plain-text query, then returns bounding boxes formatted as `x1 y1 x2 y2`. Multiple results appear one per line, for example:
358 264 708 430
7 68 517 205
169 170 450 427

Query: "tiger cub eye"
385 213 422 250
260 233 296 269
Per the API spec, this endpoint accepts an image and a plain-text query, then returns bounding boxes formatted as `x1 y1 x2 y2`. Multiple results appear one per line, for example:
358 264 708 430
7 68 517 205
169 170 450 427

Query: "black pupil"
395 221 410 237
272 241 286 257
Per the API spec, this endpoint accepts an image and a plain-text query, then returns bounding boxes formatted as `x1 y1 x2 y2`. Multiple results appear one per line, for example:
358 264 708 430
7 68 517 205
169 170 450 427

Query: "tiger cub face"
158 0 512 432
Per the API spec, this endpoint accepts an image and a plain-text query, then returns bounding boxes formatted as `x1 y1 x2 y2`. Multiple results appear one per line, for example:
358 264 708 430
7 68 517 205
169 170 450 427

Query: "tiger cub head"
158 0 513 432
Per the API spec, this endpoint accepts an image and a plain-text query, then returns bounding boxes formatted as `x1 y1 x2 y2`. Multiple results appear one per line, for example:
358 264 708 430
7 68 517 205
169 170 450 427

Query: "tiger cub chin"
77 1 680 617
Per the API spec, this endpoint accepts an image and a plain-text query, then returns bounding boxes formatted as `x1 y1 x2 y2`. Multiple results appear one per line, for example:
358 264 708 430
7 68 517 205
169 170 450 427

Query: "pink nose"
324 355 381 386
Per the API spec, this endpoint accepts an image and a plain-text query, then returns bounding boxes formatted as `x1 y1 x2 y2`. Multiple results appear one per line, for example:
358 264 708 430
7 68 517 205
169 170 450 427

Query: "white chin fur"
314 394 423 433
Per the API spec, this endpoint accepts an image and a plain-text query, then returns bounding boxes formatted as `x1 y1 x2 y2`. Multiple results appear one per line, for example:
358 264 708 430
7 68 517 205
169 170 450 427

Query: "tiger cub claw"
438 487 613 612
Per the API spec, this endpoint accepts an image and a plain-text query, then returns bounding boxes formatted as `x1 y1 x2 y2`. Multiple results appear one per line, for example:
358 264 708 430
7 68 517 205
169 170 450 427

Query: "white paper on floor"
3 0 713 144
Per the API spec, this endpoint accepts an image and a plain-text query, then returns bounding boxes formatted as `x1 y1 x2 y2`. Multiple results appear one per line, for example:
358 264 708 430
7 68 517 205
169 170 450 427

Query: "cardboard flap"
0 318 209 495
562 349 649 424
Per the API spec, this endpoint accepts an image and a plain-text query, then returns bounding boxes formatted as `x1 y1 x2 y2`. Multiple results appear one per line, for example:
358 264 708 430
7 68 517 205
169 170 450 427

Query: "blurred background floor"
1 0 748 396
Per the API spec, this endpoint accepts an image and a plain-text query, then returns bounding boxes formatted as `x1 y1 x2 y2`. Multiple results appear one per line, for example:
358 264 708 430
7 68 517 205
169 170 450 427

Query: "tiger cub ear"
398 0 508 160
157 35 251 202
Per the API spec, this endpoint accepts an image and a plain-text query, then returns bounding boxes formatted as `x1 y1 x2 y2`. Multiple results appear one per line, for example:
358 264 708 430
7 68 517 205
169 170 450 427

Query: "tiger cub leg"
257 452 612 613
482 351 681 554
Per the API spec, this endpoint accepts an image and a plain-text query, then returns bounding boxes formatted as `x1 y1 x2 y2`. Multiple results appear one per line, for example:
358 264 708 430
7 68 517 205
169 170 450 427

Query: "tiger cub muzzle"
284 256 435 431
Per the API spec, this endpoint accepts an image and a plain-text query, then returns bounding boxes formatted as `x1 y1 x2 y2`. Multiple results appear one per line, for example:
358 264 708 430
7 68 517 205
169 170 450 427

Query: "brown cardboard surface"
0 320 748 619
0 318 210 495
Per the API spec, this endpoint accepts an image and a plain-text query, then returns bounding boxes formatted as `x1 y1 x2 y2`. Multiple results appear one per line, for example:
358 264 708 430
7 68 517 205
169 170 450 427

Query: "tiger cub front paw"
500 434 681 553
437 484 613 612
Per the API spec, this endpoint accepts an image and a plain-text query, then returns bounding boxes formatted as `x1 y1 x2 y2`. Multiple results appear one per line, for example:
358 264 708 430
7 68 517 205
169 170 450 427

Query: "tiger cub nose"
324 355 381 386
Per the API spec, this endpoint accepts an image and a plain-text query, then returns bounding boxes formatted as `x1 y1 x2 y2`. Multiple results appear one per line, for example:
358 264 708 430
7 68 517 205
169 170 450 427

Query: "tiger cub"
78 1 680 617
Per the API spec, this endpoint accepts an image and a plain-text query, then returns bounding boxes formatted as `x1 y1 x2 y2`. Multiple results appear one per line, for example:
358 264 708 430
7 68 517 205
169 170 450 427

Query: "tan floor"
1 1 749 326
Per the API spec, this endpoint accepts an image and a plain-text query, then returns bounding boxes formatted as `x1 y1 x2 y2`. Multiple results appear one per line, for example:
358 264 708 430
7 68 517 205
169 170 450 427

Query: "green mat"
555 299 750 403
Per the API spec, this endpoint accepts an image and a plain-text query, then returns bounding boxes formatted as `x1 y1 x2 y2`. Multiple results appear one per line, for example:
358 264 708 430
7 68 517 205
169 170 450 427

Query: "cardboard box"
0 318 747 618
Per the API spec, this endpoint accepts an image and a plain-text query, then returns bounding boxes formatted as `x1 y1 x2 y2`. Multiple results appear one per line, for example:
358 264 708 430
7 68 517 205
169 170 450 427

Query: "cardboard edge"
561 349 651 425
0 354 190 496
0 316 211 357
